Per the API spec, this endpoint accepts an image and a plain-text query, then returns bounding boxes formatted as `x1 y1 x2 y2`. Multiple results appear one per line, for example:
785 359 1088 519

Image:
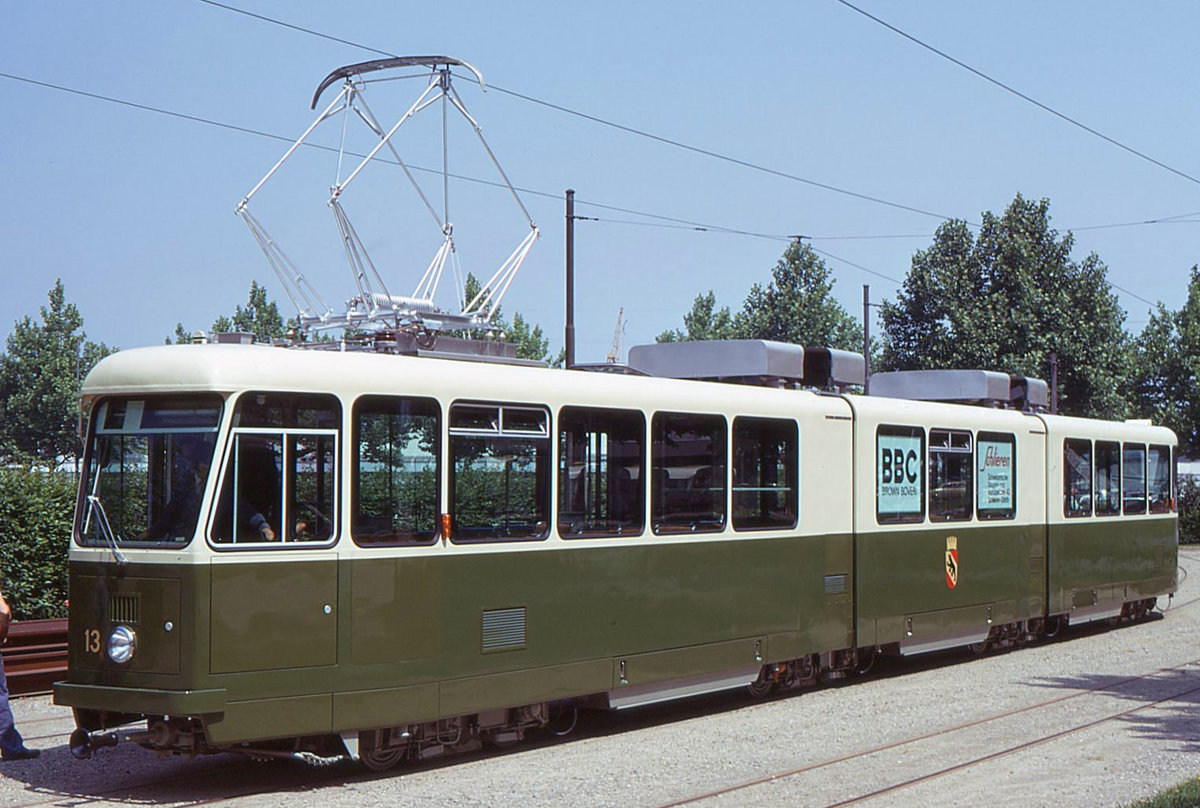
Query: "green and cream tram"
54 339 1177 768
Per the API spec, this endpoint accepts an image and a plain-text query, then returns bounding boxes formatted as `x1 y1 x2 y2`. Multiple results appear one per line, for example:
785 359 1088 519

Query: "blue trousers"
0 651 26 756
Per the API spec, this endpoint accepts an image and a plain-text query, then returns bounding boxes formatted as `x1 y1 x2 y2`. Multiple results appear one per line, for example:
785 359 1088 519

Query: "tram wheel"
358 731 407 772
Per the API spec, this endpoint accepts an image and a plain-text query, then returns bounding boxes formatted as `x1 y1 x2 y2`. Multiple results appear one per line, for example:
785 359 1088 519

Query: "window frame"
876 424 926 525
1122 442 1148 515
651 411 728 536
351 395 441 547
731 416 799 532
976 431 1017 521
1063 438 1093 518
448 400 551 544
557 406 646 539
208 392 342 549
1094 440 1121 517
928 428 973 523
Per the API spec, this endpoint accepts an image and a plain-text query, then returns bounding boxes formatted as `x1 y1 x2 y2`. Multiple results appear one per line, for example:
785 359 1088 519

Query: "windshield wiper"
85 495 128 567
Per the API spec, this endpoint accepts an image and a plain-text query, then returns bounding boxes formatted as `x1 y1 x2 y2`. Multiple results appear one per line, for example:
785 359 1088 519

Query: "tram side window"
732 417 798 531
1123 443 1147 515
353 396 440 546
1148 445 1171 515
1064 438 1092 518
449 403 550 542
877 425 925 524
652 412 726 534
211 393 340 545
558 407 645 538
929 429 972 522
1094 440 1121 516
977 432 1016 520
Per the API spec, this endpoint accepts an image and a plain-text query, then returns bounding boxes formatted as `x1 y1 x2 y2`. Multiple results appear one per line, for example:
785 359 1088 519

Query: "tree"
879 194 1129 418
212 280 288 342
1130 266 1200 454
656 291 737 342
733 241 863 350
0 280 113 466
657 242 863 353
172 280 290 344
455 274 557 364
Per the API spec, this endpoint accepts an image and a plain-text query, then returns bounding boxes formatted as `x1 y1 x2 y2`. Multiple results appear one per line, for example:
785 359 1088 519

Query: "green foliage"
879 194 1129 418
658 242 861 350
1130 267 1200 455
1123 775 1200 808
212 280 288 342
734 241 863 351
0 280 114 466
657 291 737 342
1178 476 1200 545
0 469 72 619
454 274 556 363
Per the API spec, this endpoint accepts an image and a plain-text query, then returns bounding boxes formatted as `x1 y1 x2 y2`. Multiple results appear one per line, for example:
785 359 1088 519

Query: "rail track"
4 618 67 696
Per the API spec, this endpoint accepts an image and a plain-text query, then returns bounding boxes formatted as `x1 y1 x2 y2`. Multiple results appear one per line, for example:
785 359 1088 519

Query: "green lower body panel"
440 659 611 717
53 682 226 715
205 693 332 744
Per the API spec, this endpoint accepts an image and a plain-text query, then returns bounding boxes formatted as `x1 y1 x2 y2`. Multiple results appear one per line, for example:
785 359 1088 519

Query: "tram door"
208 392 341 674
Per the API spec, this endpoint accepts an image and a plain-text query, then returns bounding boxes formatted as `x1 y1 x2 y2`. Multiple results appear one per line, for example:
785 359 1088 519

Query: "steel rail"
657 647 1200 807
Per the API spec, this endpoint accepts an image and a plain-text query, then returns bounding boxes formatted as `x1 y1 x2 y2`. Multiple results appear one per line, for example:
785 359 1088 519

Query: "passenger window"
1064 438 1092 518
1148 445 1171 515
1094 441 1121 516
557 407 645 538
353 396 440 546
1123 443 1147 514
732 417 798 531
877 425 925 524
929 429 972 522
652 412 726 534
977 432 1016 520
449 402 549 542
211 393 340 545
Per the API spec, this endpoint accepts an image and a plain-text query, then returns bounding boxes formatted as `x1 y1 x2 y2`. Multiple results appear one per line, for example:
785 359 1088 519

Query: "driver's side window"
210 392 340 546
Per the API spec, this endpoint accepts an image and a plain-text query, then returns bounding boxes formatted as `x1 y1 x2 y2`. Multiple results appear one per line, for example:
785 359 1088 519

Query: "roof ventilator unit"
868 369 1048 411
623 340 865 391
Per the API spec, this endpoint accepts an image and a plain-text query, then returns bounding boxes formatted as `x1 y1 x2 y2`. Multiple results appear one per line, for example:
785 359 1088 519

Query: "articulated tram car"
54 339 1178 768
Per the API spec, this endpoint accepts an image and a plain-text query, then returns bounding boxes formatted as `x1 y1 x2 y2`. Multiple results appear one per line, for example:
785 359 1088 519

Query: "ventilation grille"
824 574 848 595
109 594 140 624
482 607 526 651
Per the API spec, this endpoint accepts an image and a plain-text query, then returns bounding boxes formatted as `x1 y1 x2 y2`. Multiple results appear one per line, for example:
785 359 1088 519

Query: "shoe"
2 747 39 761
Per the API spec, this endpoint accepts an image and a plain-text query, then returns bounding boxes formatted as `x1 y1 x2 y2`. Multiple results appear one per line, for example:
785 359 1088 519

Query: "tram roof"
79 343 835 413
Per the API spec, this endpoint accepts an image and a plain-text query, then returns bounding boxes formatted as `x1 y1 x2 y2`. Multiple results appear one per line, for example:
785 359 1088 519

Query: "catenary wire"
833 0 1200 188
0 69 1163 307
192 0 964 224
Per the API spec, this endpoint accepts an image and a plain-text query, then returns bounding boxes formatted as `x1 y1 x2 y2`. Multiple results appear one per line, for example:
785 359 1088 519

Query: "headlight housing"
107 625 137 664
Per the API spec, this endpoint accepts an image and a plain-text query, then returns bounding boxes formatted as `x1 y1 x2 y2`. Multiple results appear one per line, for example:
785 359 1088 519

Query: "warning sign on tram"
945 535 959 589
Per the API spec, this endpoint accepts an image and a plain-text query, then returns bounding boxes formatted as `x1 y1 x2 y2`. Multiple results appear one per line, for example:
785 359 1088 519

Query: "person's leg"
0 654 29 757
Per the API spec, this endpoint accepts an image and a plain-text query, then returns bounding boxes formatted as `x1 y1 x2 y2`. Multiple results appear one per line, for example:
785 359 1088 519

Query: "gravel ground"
4 549 1199 807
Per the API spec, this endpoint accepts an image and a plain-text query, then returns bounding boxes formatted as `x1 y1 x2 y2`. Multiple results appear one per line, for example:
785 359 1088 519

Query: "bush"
1179 475 1200 545
0 468 73 619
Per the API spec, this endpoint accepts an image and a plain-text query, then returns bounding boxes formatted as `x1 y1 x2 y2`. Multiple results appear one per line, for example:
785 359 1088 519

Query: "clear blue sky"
3 1 1197 361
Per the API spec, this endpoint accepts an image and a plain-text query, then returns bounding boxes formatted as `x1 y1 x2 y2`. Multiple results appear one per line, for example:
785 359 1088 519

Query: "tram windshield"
78 395 223 547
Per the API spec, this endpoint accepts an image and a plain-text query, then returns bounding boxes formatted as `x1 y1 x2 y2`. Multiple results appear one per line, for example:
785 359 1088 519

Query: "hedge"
0 468 72 620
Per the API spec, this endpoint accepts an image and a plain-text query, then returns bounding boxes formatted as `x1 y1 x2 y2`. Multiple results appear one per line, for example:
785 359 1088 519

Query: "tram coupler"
69 727 119 759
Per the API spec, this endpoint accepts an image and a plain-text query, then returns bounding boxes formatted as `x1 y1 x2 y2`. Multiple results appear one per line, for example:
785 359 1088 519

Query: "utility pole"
565 189 575 369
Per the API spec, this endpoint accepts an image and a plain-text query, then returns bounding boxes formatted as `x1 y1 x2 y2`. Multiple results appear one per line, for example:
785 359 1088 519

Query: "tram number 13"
83 628 102 655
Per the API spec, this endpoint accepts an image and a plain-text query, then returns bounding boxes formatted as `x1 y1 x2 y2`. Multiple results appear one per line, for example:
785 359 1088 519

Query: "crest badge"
945 535 959 589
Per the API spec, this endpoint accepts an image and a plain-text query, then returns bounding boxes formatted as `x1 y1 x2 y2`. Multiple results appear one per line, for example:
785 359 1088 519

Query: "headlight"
107 625 137 664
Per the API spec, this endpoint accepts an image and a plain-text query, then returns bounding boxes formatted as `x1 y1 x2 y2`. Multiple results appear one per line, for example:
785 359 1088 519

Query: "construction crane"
606 308 626 364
